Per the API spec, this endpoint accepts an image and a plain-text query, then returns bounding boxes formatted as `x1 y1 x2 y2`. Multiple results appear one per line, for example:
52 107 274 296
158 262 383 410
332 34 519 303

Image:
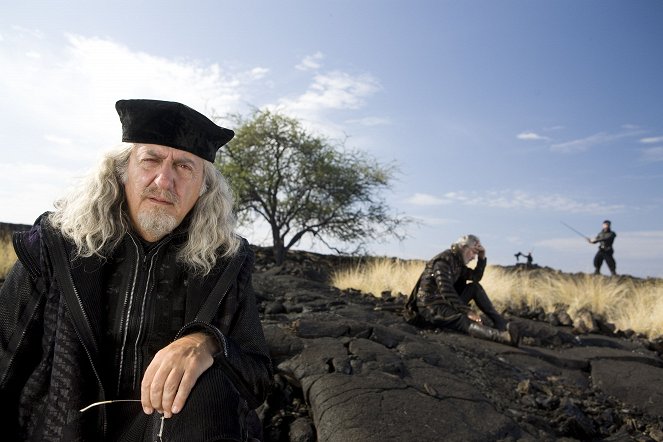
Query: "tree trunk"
273 243 286 266
272 229 286 265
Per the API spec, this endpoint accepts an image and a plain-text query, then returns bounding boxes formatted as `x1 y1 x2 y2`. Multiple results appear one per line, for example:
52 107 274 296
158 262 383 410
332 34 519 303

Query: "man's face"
602 222 610 231
124 144 205 242
462 243 480 264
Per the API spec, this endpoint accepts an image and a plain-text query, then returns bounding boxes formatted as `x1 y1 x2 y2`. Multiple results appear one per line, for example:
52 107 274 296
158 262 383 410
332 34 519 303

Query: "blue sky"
1 1 662 278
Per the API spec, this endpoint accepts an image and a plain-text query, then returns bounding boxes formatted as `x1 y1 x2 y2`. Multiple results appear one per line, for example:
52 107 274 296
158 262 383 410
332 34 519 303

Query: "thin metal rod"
79 399 142 412
560 221 589 240
157 415 165 441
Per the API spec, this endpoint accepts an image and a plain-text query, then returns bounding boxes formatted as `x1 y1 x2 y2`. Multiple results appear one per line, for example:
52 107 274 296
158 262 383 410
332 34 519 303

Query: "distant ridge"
0 222 31 240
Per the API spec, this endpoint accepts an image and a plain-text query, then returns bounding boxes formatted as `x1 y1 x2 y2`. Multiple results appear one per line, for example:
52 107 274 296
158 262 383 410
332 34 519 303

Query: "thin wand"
80 399 142 412
560 221 589 240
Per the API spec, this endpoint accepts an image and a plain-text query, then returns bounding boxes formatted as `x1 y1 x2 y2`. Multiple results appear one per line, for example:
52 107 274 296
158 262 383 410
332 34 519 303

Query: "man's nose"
154 164 175 190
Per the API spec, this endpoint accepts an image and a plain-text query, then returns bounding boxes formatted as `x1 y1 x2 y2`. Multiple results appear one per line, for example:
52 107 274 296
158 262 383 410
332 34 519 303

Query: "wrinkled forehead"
134 143 204 165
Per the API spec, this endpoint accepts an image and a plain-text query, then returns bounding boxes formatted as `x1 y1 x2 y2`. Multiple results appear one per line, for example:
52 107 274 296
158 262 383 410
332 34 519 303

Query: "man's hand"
467 311 482 323
475 243 486 259
141 332 219 418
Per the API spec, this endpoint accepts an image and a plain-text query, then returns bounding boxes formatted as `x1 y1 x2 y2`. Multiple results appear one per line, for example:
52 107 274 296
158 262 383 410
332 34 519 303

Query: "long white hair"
48 143 240 275
450 234 480 252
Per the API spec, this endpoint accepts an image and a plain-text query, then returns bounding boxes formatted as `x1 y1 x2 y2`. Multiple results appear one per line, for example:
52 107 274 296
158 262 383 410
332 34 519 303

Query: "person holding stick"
588 220 617 276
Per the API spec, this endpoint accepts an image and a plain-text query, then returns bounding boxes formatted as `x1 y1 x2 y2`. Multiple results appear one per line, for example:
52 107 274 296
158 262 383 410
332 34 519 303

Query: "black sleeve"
178 250 272 409
0 260 46 391
431 257 471 313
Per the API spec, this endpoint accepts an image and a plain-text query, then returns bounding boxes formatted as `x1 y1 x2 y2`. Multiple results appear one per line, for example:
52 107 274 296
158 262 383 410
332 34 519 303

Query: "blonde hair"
49 143 240 275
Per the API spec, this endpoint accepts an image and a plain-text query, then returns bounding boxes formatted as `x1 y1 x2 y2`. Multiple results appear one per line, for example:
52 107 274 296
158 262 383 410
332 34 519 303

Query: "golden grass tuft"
0 232 18 279
331 257 663 339
332 257 425 298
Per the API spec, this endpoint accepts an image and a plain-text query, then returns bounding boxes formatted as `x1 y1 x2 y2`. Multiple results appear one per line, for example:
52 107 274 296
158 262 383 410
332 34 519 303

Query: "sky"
1 0 662 278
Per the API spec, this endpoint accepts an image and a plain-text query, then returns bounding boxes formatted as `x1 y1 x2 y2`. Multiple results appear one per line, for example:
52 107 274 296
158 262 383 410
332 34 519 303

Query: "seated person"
405 234 519 346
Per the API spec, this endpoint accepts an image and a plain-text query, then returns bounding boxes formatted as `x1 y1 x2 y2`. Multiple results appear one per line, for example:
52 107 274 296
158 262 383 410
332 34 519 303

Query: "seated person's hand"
467 311 482 323
475 243 486 259
141 332 219 418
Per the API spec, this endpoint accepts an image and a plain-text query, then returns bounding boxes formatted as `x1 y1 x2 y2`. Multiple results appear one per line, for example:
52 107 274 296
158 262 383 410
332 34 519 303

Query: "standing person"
404 235 519 346
588 220 617 276
0 99 273 441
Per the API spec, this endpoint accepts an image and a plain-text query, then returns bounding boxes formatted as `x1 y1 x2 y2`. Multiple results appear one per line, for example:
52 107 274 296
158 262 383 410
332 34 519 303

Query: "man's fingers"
148 367 167 413
141 361 159 414
140 333 217 417
161 367 185 417
171 369 200 415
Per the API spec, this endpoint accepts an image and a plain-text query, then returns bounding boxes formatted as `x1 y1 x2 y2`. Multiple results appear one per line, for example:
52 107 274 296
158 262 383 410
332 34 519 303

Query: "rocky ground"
252 247 663 442
1 235 662 441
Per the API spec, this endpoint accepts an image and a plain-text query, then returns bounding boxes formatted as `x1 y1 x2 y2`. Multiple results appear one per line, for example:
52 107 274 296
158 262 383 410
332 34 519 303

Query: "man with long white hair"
0 99 272 441
405 234 519 346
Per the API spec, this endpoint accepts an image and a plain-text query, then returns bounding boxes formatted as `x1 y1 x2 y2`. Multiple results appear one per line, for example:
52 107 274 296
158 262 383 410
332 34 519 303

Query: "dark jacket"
0 214 272 441
407 248 486 315
591 229 616 251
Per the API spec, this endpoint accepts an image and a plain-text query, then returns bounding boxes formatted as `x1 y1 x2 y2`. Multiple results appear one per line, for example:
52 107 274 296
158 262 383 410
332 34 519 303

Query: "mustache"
141 186 179 204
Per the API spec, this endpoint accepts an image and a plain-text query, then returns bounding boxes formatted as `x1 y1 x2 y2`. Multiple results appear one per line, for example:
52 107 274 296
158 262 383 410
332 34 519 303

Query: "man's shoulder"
12 212 53 276
428 249 455 266
212 236 254 270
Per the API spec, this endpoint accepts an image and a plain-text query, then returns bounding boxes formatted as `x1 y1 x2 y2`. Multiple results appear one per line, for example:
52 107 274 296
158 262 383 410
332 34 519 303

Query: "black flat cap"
115 99 234 162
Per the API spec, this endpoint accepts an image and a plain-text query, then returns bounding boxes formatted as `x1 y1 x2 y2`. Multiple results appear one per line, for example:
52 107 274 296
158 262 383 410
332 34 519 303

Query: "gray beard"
136 207 178 241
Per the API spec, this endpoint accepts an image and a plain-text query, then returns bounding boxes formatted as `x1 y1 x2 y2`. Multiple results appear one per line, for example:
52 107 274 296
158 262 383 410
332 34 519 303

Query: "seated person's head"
451 234 482 264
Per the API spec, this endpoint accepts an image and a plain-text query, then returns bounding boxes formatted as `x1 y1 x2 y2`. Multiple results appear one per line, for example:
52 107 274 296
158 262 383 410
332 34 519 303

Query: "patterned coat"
405 248 486 319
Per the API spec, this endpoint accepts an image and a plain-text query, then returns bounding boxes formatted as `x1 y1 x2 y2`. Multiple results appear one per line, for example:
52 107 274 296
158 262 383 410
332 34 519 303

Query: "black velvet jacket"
0 214 272 441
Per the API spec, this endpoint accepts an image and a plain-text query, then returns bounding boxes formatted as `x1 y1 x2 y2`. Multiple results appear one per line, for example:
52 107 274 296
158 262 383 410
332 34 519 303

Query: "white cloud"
249 67 270 79
0 32 260 154
516 131 549 141
406 193 450 206
267 70 382 138
296 51 324 71
0 30 277 223
0 28 387 223
278 71 381 113
551 132 610 153
406 190 623 213
640 136 663 144
412 216 459 226
10 25 44 39
640 146 663 163
0 162 80 224
550 130 640 153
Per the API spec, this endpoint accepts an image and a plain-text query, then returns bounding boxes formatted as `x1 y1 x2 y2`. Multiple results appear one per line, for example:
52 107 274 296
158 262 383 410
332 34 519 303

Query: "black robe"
0 213 272 441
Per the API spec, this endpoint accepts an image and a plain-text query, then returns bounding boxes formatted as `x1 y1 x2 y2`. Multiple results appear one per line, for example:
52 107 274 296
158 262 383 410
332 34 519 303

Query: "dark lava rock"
1 239 662 441
253 248 663 442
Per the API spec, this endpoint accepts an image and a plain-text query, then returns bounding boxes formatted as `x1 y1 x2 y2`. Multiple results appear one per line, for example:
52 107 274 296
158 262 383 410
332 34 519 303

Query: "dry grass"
331 257 663 339
332 257 425 298
0 232 18 279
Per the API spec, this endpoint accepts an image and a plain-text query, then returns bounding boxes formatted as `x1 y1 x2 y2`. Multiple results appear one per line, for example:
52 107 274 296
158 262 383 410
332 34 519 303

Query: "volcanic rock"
255 247 663 442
